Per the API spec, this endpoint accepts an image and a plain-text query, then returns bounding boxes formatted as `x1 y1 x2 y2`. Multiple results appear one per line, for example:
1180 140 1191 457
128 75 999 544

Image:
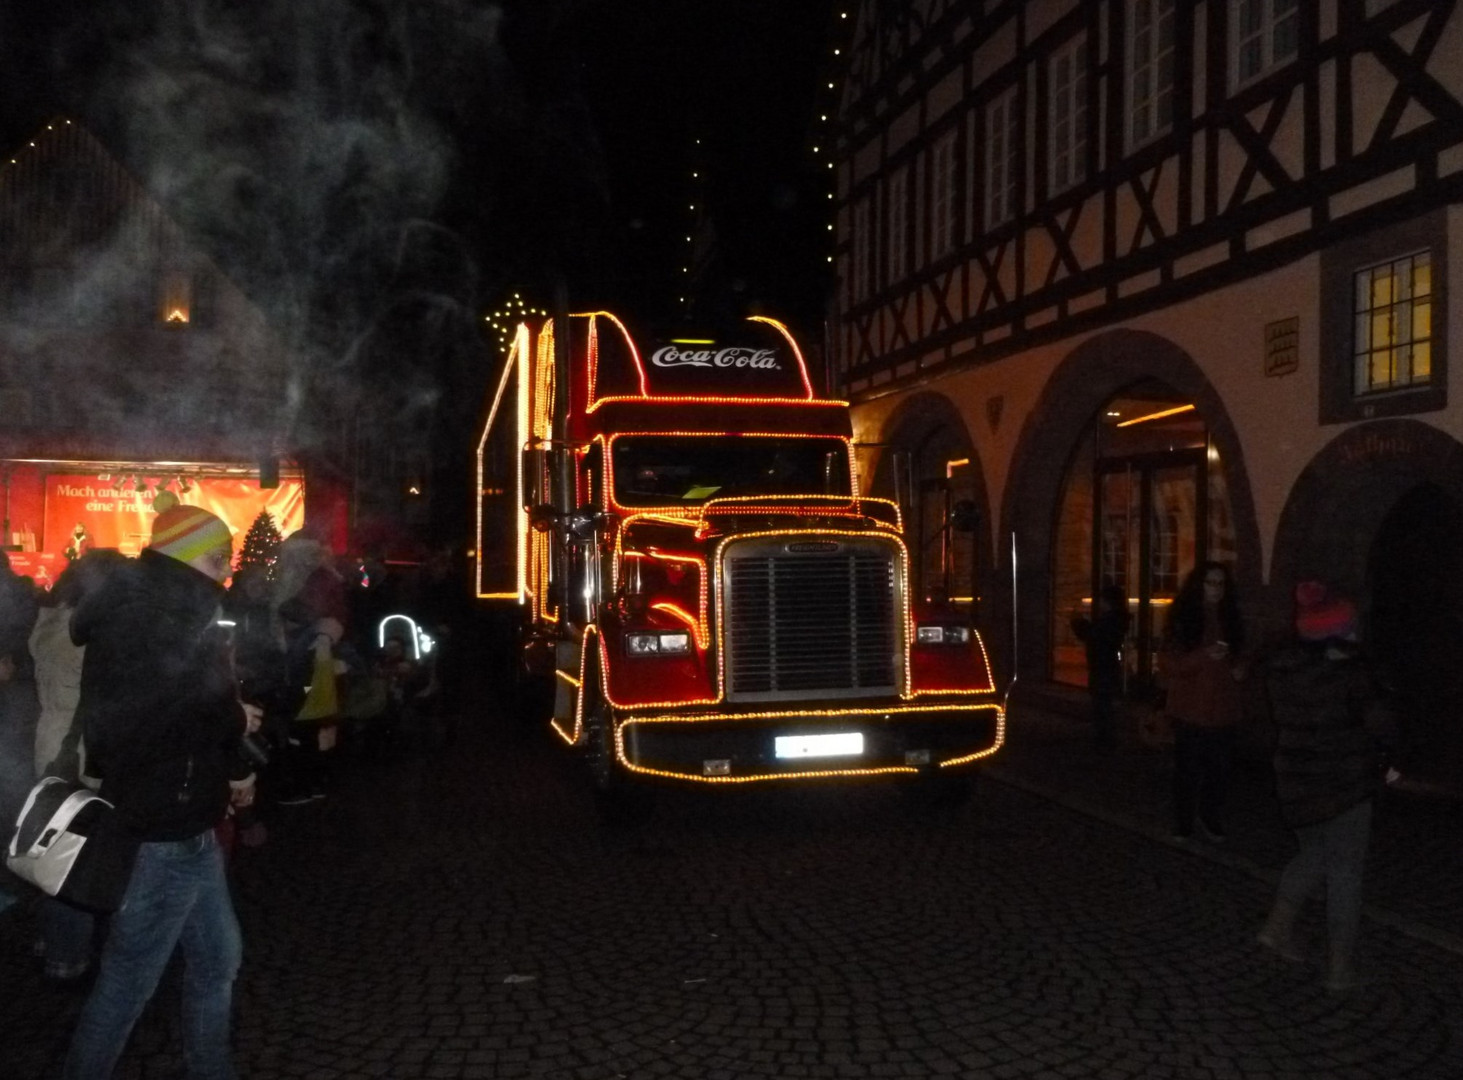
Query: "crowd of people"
1074 561 1399 994
0 510 1407 1073
0 507 468 1077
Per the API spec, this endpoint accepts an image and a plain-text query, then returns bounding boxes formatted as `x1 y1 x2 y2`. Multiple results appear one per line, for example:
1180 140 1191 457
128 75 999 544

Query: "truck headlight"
915 625 970 645
625 631 692 656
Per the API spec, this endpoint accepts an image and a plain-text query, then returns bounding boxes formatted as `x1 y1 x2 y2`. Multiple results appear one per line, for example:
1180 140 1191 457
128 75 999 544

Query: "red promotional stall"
2 459 305 586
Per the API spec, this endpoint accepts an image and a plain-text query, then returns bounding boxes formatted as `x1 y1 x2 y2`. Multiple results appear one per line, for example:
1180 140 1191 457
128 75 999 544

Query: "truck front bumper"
613 700 1004 784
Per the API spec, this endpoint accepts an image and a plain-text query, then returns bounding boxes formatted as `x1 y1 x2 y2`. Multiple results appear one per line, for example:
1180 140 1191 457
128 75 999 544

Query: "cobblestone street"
3 701 1461 1079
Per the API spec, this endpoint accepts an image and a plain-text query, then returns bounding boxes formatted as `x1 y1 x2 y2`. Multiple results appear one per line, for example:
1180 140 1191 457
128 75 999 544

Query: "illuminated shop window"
1231 0 1298 87
1128 0 1175 147
1048 35 1087 194
1353 252 1432 395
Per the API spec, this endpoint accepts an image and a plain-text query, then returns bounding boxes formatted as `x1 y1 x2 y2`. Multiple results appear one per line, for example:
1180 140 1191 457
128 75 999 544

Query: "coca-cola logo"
651 346 780 370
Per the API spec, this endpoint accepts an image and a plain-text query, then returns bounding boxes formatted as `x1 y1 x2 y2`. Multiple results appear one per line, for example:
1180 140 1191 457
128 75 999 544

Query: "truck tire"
581 654 652 825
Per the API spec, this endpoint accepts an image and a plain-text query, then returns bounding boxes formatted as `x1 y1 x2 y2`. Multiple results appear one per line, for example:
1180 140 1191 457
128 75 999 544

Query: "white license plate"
774 732 865 759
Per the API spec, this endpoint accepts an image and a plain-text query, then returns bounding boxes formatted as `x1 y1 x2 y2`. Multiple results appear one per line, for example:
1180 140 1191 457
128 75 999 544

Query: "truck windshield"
611 435 853 506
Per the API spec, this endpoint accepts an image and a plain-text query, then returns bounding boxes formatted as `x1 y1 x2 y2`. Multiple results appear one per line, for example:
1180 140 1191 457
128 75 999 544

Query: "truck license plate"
774 732 864 759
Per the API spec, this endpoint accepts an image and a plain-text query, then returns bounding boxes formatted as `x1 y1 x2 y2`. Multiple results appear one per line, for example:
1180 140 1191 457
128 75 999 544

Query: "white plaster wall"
851 208 1463 583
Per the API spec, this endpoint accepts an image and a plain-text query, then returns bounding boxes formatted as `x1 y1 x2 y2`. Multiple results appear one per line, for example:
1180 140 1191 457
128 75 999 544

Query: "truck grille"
722 539 902 702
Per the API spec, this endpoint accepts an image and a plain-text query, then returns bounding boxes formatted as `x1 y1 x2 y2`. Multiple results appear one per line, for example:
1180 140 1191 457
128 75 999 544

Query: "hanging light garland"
0 119 73 179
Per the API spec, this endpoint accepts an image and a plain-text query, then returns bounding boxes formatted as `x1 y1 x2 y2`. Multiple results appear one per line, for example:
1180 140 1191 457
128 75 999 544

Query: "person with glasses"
64 502 261 1079
1160 561 1246 842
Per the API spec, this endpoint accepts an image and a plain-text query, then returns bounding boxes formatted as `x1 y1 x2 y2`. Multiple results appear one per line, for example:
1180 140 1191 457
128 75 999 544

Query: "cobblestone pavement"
2 700 1461 1080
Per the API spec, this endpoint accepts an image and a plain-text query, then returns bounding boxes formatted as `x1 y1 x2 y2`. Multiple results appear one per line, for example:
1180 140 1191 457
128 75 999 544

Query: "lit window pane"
1414 259 1432 297
1355 312 1371 352
1371 311 1393 348
1371 271 1394 307
1372 350 1392 388
1413 340 1432 379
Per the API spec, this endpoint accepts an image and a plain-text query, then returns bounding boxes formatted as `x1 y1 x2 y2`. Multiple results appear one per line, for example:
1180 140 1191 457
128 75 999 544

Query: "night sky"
0 0 839 333
0 0 839 543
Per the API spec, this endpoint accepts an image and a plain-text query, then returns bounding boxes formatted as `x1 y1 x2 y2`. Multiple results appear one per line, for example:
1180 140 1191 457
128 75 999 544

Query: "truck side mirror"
950 500 981 533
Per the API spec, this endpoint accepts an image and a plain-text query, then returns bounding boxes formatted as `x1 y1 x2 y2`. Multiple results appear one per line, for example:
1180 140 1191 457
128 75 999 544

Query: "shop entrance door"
1095 450 1206 696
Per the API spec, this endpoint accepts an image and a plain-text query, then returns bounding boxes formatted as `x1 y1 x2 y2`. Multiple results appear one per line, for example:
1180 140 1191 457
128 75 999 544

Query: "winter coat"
1160 610 1245 728
28 604 88 780
0 566 38 664
72 548 248 841
1264 640 1394 829
1073 609 1128 695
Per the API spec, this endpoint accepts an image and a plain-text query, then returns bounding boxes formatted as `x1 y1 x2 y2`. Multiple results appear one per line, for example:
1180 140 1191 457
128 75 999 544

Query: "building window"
985 88 1020 229
931 133 957 259
1354 252 1432 395
1232 0 1298 87
1319 210 1447 423
887 169 908 284
1129 0 1175 146
853 198 871 302
1049 36 1087 193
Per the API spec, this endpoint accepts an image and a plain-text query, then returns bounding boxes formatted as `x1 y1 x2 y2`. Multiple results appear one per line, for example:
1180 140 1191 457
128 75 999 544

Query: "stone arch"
1271 419 1463 605
999 328 1263 683
868 390 989 607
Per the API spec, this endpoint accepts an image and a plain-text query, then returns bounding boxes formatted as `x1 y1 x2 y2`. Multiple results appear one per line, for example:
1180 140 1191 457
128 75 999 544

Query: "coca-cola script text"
651 346 780 370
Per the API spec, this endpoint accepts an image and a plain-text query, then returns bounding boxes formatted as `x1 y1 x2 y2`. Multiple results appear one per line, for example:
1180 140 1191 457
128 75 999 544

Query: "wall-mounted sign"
1264 317 1300 377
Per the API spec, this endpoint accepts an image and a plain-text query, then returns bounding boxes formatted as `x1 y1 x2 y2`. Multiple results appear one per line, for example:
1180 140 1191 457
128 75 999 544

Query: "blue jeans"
64 830 242 1080
1276 799 1373 966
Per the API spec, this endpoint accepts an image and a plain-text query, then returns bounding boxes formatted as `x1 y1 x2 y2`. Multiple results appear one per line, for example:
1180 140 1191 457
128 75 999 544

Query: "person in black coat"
64 504 261 1078
1072 584 1130 752
1256 581 1396 994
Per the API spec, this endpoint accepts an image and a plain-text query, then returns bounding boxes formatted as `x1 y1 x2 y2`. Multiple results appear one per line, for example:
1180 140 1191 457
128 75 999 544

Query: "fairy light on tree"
237 510 284 574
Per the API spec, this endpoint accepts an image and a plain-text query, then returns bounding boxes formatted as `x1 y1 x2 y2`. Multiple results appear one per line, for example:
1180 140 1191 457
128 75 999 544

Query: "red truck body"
475 312 1003 786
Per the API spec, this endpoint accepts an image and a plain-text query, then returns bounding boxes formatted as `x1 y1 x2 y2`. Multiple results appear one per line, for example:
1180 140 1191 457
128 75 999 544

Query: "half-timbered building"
828 0 1463 788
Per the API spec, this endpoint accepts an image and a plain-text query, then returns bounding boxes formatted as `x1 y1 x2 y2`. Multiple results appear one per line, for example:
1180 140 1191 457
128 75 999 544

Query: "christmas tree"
237 510 284 574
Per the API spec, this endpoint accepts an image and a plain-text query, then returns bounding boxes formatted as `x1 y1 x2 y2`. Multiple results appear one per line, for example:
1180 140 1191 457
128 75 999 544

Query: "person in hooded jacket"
27 549 128 983
1257 581 1396 994
63 505 260 1080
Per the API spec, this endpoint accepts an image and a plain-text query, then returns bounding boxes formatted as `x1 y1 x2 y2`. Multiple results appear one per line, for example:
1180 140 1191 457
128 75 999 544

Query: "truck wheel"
581 659 652 825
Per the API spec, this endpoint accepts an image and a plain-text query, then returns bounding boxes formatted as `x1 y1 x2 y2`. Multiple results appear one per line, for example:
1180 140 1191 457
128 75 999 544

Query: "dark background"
0 0 839 547
0 0 838 331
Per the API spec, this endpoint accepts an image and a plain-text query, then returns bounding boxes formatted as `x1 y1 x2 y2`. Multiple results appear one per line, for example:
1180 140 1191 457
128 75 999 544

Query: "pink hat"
1294 581 1358 642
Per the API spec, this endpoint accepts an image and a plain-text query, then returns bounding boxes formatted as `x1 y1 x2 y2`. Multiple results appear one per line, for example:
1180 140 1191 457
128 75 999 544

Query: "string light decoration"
682 137 704 314
613 702 1005 784
483 293 547 354
0 119 74 179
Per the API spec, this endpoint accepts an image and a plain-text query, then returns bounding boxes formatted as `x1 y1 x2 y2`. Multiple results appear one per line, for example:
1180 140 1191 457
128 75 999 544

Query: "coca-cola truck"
474 311 1004 794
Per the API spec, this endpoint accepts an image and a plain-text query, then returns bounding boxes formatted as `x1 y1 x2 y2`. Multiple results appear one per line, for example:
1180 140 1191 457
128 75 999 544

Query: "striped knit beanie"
148 505 233 565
